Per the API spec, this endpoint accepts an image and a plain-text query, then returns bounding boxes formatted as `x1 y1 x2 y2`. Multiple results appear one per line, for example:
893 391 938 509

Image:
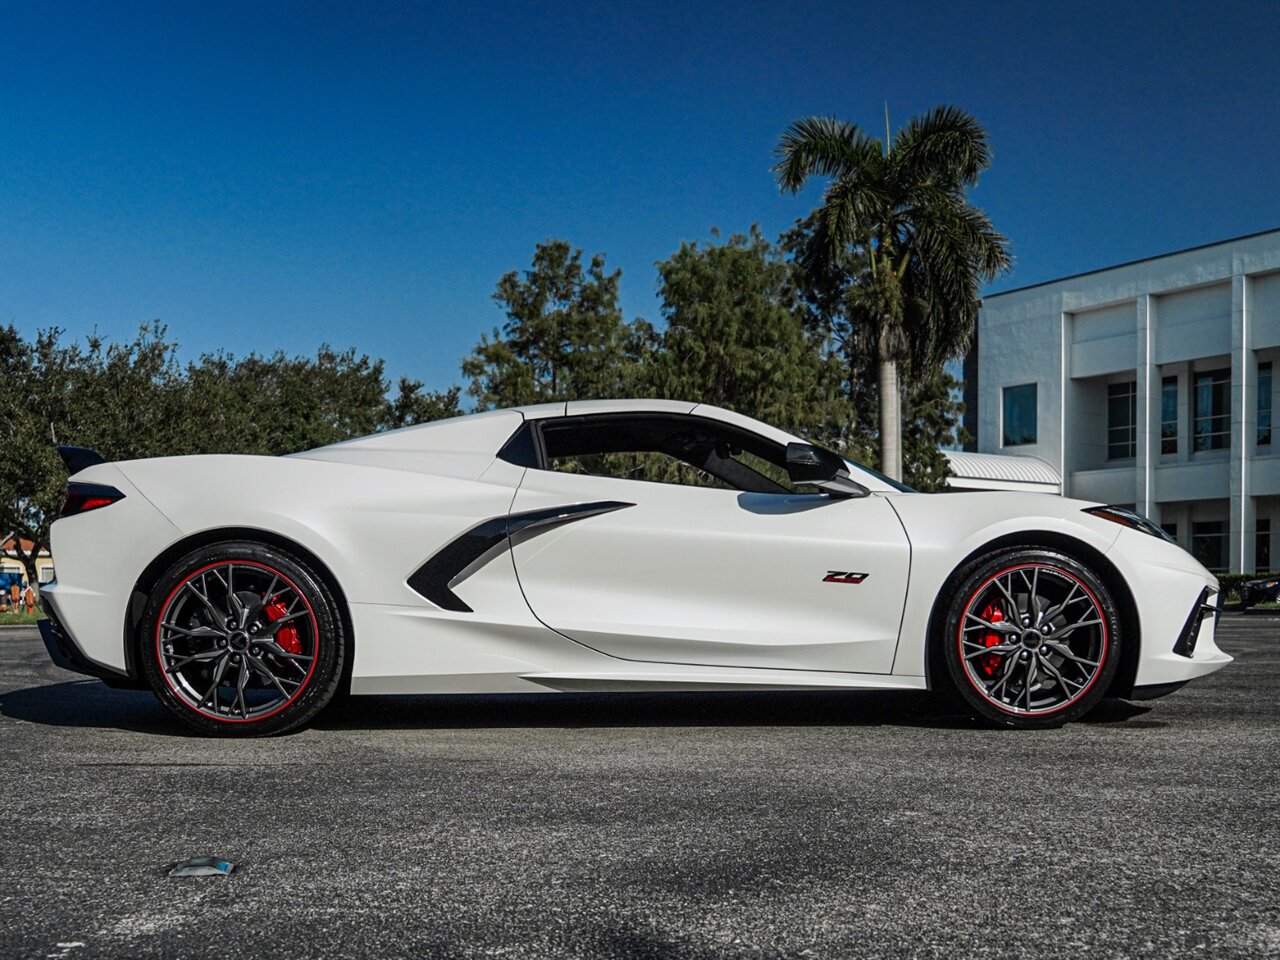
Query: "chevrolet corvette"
39 399 1230 735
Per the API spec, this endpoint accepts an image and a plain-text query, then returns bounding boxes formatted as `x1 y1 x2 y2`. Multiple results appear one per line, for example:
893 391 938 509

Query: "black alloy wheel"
941 548 1121 728
141 541 344 736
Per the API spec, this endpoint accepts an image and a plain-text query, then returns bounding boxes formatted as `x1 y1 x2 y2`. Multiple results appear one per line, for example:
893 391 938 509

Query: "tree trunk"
878 356 902 481
18 544 41 591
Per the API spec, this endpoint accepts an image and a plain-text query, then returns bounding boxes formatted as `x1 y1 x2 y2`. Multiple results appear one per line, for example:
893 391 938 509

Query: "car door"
507 425 911 675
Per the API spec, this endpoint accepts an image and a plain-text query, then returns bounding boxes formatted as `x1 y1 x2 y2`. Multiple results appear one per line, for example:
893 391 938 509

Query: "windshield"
842 457 916 493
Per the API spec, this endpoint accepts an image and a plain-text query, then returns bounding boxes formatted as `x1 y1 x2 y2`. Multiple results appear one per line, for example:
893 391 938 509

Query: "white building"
966 228 1280 574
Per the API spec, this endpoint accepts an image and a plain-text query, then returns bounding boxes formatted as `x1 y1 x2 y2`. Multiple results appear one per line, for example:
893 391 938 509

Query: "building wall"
0 557 55 586
975 229 1280 573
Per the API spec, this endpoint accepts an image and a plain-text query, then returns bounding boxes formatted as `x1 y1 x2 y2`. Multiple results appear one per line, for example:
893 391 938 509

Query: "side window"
549 450 734 490
538 415 801 494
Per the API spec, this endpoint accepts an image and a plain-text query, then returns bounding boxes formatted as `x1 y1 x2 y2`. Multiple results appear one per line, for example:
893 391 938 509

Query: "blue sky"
3 0 1278 395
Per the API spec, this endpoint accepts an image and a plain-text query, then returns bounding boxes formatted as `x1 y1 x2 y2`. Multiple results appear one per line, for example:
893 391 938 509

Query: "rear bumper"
38 597 145 689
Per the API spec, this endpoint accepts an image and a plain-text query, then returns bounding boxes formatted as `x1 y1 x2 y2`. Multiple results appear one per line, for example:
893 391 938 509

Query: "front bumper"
1104 529 1232 690
1132 579 1232 688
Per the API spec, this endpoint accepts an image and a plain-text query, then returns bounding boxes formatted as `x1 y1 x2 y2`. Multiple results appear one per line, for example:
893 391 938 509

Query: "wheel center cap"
229 632 249 652
1021 630 1042 649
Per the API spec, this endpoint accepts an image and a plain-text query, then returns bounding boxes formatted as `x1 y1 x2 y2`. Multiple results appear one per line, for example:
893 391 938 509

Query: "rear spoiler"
57 445 106 474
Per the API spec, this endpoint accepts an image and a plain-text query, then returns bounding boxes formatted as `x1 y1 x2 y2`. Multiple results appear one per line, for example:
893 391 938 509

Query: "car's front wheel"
941 548 1121 728
140 541 345 736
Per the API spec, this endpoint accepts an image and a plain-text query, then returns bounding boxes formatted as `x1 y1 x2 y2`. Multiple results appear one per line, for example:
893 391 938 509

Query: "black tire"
140 541 345 736
939 547 1121 729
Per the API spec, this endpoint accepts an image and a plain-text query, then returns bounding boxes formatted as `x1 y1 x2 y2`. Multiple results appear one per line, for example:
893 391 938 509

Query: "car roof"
510 399 699 419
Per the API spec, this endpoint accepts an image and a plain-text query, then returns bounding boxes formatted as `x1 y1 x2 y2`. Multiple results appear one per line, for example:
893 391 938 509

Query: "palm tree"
773 106 1012 480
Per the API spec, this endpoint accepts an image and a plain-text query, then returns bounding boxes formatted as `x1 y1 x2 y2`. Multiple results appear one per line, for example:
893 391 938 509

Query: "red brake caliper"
978 603 1004 677
264 597 301 655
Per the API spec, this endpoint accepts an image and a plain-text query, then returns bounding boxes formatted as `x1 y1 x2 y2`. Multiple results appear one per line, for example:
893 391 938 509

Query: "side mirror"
785 442 870 499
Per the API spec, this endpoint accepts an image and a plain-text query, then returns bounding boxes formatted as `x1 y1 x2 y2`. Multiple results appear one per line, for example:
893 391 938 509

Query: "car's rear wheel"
941 548 1121 728
140 541 344 736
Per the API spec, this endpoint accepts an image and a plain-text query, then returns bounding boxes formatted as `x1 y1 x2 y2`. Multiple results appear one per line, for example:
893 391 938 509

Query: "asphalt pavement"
1 616 1277 960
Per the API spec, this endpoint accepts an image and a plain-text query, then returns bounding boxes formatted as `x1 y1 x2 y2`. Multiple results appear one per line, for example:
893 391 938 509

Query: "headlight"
1083 505 1176 544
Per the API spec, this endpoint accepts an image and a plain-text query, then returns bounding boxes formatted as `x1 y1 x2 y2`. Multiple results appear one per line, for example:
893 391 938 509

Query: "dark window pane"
1192 520 1227 572
1003 383 1037 446
1259 518 1272 572
1259 362 1272 447
1161 376 1178 454
1107 381 1136 459
1193 370 1230 451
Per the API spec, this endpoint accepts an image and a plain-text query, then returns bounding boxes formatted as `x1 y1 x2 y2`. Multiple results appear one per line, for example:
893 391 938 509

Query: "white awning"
943 451 1061 494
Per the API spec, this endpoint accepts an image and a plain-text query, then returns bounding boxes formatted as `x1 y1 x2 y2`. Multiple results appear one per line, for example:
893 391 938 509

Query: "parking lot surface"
1 616 1277 959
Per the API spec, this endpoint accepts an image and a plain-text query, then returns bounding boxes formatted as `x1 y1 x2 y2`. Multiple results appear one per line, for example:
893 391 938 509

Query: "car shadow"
0 679 191 736
0 680 1155 735
315 688 1155 731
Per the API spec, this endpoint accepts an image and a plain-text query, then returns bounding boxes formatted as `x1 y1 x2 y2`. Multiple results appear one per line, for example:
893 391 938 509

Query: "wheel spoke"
247 654 295 698
964 613 1021 634
184 578 225 626
257 613 305 635
197 655 230 709
963 641 1018 661
165 648 224 673
235 659 250 718
995 575 1020 615
1038 583 1079 626
1039 656 1084 696
988 653 1021 700
256 639 313 663
225 567 249 627
161 623 225 640
1049 618 1102 641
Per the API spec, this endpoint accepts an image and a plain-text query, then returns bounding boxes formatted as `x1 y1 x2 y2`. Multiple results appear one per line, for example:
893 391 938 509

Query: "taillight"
59 482 126 518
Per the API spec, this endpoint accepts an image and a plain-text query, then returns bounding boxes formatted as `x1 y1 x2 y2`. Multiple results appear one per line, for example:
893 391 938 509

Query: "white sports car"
39 399 1230 735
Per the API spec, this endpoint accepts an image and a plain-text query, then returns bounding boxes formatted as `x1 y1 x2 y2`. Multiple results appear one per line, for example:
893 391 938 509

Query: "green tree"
463 240 651 407
0 324 462 585
782 216 966 490
0 323 190 584
773 106 1011 480
385 380 463 428
652 226 856 446
901 367 967 491
180 346 393 456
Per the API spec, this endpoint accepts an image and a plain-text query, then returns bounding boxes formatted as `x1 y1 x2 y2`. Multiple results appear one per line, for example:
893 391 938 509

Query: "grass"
0 610 40 626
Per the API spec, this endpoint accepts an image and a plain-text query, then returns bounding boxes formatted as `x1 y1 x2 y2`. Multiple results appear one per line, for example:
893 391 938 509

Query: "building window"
1161 522 1178 544
1002 383 1037 447
1259 518 1272 572
1107 381 1137 459
1259 361 1273 447
1191 520 1227 572
1161 376 1178 454
1193 369 1230 452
